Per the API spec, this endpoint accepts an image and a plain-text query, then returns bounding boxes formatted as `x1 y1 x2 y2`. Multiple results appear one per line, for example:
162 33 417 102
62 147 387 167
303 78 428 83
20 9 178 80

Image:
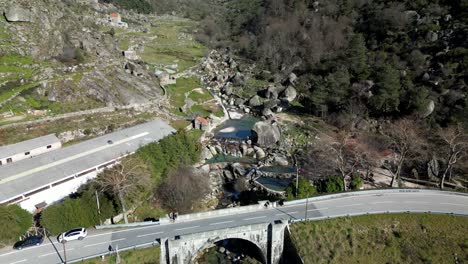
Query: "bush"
41 190 116 235
324 176 345 193
138 130 201 181
0 205 32 244
286 178 317 200
350 174 364 190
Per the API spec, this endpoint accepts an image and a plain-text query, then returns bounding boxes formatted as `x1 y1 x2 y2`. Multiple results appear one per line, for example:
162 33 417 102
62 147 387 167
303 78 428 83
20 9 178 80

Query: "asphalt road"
1 190 467 264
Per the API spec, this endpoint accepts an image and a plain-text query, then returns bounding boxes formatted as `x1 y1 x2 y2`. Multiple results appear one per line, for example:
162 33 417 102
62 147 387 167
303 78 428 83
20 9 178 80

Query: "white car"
58 228 87 243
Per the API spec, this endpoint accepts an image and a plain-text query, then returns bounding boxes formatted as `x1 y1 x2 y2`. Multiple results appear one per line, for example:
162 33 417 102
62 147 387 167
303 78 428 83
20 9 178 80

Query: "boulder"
281 86 297 102
223 170 234 181
249 95 262 107
261 107 274 118
265 85 279 99
224 85 233 96
426 31 438 42
288 72 298 86
422 100 435 117
208 145 218 156
252 121 281 147
201 147 213 160
254 146 266 159
5 4 33 22
274 155 289 166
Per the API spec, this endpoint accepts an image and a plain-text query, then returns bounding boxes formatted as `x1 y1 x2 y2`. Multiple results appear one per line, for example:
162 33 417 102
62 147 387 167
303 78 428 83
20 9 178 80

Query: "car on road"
58 228 87 243
13 235 44 250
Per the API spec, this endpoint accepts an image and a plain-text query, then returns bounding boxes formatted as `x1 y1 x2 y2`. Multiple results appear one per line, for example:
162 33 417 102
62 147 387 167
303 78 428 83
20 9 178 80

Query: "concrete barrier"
164 203 266 224
95 221 160 230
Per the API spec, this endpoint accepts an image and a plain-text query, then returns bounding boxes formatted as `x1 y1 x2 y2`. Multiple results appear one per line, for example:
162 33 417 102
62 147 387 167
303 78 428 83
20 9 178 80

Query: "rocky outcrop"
4 4 33 22
252 120 281 147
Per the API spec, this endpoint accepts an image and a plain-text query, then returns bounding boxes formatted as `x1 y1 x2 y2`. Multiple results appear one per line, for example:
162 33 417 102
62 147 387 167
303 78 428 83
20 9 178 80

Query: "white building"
0 134 61 166
0 120 175 212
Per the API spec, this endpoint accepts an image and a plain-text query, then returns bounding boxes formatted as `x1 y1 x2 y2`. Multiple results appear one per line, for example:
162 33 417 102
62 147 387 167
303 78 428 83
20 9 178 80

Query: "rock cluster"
199 50 298 118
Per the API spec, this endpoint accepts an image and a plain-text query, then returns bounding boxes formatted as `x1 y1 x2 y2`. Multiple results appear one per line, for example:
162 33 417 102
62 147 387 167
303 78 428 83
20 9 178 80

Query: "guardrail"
283 188 468 207
68 240 160 263
289 210 468 224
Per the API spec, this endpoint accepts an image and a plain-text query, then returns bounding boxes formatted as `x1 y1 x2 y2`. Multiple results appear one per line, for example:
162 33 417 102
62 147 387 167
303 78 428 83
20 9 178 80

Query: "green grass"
0 82 39 104
116 18 207 72
81 245 160 264
290 214 468 264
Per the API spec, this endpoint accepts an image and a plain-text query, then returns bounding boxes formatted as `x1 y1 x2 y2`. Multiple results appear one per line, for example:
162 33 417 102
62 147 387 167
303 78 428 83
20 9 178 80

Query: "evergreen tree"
370 64 401 114
347 34 370 81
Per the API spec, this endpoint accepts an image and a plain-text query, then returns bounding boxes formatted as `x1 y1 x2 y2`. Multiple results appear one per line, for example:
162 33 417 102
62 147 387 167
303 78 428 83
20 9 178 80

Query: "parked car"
13 235 44 250
57 228 87 243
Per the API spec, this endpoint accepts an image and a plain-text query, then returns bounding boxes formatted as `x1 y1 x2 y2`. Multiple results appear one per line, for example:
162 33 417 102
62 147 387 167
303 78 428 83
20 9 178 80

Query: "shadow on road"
46 235 64 263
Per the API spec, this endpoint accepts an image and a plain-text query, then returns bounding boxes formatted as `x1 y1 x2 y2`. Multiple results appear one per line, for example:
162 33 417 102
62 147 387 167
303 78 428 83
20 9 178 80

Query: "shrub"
325 176 345 193
350 174 364 190
0 205 32 244
41 190 116 235
286 178 317 200
138 130 201 181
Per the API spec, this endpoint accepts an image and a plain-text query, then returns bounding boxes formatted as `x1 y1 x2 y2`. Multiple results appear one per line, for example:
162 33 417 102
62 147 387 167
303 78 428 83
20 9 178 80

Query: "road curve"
1 189 467 264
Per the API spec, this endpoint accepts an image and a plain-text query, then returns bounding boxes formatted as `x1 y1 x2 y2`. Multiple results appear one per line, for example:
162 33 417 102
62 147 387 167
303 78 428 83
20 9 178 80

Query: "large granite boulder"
249 95 262 107
281 86 297 102
5 4 33 22
252 121 281 147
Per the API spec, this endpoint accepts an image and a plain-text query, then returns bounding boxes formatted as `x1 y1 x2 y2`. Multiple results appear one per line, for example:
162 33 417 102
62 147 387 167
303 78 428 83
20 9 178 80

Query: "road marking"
9 260 27 264
84 238 125 248
137 232 164 238
0 132 149 185
308 207 328 212
371 201 395 204
87 224 160 238
209 221 234 226
440 203 466 206
275 211 298 216
38 248 73 258
38 252 57 258
175 226 200 231
243 216 266 221
336 203 363 208
403 201 427 204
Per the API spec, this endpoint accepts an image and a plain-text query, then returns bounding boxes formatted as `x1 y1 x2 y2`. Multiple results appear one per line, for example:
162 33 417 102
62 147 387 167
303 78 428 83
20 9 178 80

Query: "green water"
206 155 254 164
214 115 259 139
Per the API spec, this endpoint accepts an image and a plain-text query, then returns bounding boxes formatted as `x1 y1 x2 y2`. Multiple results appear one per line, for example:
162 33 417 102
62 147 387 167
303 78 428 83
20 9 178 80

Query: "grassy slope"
290 214 468 264
81 245 160 264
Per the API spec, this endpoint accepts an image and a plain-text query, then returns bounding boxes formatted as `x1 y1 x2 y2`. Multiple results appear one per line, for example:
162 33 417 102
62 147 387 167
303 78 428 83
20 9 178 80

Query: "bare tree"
436 124 467 189
95 156 151 224
328 131 359 191
381 119 425 187
157 166 210 214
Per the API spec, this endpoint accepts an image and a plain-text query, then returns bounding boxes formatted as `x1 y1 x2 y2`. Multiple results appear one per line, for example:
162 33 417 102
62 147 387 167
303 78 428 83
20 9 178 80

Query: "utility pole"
62 242 67 264
95 190 102 225
305 191 309 220
294 153 299 198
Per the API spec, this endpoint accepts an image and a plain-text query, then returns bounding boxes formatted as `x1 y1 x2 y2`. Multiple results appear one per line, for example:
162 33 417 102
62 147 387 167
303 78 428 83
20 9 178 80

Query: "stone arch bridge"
160 221 288 264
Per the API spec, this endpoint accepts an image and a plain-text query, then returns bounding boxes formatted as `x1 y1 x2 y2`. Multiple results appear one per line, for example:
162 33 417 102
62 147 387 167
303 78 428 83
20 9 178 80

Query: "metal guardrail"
283 188 468 207
289 210 468 224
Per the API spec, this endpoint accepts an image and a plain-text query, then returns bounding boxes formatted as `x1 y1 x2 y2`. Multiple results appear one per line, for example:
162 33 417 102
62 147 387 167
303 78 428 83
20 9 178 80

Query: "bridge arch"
193 237 267 264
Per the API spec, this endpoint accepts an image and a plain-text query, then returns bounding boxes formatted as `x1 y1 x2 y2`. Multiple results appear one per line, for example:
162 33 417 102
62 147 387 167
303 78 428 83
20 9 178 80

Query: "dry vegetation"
290 214 468 264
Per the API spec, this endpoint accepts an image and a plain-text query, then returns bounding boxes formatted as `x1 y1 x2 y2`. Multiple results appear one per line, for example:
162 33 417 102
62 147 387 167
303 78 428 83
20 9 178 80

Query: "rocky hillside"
0 0 164 122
